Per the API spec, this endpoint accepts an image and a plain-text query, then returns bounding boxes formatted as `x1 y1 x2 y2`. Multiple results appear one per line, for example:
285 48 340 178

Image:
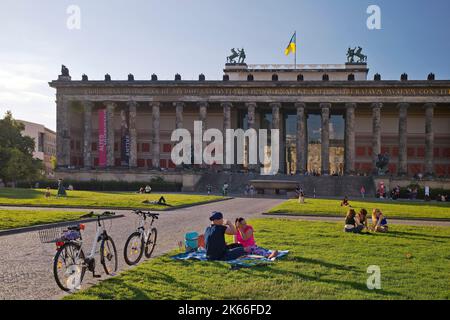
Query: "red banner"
98 109 107 167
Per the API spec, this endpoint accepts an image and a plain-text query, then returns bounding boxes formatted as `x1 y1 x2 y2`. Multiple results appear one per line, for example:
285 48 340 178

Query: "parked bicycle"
123 210 159 265
39 211 118 292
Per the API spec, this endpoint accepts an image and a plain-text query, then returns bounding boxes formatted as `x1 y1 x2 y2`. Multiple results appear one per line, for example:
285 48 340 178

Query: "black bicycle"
43 211 118 292
123 210 159 265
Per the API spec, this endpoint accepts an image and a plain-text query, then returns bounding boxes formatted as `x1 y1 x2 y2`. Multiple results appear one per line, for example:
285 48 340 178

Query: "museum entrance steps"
196 172 375 198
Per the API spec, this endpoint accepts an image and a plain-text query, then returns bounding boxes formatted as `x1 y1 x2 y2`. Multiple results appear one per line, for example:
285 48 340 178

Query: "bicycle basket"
37 227 65 244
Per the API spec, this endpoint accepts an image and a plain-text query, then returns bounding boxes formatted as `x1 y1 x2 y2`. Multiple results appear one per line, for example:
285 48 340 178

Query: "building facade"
19 120 57 177
49 62 450 183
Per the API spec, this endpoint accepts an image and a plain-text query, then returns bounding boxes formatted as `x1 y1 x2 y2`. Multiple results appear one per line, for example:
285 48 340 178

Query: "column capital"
269 102 281 108
197 101 208 108
295 102 306 109
345 102 357 109
126 100 138 108
104 101 117 109
320 102 331 109
397 102 410 109
82 100 95 108
371 102 383 109
150 101 161 108
173 101 185 107
220 102 233 108
245 102 257 108
423 102 436 109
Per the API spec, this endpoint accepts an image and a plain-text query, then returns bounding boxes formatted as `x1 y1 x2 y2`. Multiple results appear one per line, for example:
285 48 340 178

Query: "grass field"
266 198 450 220
66 219 450 300
0 188 224 210
0 209 88 230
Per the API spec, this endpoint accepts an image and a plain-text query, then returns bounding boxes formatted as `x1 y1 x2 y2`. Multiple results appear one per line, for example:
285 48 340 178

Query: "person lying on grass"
234 217 279 259
344 209 368 233
371 208 388 233
204 211 246 261
142 196 171 206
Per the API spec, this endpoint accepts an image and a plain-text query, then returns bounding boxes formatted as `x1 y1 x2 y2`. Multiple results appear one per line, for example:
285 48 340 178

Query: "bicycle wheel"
53 242 85 292
144 228 157 258
123 232 144 266
100 236 118 275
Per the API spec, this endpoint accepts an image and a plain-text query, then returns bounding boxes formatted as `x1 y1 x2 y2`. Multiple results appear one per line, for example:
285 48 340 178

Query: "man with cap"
204 211 246 261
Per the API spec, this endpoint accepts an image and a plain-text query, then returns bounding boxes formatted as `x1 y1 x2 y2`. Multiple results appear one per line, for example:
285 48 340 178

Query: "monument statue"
346 46 367 63
61 65 70 77
227 48 246 64
375 153 390 175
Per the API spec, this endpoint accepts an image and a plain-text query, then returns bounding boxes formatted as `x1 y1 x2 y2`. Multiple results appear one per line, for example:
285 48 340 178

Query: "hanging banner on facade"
120 109 130 165
98 109 107 167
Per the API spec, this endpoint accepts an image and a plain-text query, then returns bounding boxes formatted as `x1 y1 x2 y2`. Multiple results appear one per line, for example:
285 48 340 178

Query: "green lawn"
67 219 450 300
0 209 88 230
0 188 224 210
266 198 450 220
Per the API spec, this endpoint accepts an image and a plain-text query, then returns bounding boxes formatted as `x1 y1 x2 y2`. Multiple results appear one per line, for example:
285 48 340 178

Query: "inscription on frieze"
60 86 450 97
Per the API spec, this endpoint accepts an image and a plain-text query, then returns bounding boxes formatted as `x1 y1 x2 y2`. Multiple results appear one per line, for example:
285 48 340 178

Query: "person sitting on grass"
356 209 369 230
145 185 152 194
340 196 351 207
371 208 388 232
344 209 366 233
204 211 246 261
45 187 51 198
234 217 278 259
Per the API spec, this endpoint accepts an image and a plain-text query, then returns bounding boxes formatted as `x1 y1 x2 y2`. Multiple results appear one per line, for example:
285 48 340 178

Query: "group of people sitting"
344 208 388 233
138 185 152 194
204 211 278 261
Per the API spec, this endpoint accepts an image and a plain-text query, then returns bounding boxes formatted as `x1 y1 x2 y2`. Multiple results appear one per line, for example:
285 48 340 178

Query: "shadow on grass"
378 230 450 243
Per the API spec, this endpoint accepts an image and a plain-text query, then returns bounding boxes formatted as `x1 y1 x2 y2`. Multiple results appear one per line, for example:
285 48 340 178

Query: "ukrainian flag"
284 32 296 56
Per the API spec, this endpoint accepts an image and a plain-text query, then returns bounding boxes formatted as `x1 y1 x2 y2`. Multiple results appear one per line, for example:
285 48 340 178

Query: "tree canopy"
0 111 44 185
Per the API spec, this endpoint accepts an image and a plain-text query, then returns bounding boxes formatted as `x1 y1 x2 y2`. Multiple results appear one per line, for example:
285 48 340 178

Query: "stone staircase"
195 172 375 198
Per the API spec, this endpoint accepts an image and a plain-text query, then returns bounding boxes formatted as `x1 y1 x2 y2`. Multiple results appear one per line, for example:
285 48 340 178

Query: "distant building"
18 120 56 177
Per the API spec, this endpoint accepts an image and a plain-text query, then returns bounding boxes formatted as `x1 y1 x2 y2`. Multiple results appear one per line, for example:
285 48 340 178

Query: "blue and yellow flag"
284 32 296 56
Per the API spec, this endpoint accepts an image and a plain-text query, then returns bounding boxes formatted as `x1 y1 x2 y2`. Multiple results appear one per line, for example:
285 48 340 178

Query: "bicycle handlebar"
133 210 159 219
79 211 116 219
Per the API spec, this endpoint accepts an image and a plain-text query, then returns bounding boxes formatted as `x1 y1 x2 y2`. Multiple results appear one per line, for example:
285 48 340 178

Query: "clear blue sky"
1 0 449 130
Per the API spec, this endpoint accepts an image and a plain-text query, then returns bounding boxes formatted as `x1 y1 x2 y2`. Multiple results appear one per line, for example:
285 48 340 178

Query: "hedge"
16 177 182 192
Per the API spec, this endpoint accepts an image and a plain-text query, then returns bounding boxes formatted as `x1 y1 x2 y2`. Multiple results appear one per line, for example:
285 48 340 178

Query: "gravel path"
0 197 283 300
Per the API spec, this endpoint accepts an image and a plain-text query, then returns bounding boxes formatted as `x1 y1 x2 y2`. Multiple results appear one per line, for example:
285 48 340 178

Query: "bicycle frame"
136 214 155 242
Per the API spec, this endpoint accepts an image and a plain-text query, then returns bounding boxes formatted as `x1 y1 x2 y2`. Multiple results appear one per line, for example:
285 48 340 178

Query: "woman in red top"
234 217 278 259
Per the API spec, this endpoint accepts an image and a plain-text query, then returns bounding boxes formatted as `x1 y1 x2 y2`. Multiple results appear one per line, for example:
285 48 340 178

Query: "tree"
0 111 44 186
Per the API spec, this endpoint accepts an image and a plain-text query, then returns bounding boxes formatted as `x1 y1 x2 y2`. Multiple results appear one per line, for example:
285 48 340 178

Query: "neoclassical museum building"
50 59 450 193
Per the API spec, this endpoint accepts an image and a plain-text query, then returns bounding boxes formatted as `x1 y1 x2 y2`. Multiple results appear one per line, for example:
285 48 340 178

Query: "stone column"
151 102 161 169
174 102 184 129
320 103 331 175
371 103 382 172
246 102 257 171
56 95 71 167
270 103 281 174
398 103 409 176
105 102 116 168
424 103 435 177
295 103 307 174
198 102 208 168
127 101 138 168
222 102 232 170
344 103 356 175
82 101 94 168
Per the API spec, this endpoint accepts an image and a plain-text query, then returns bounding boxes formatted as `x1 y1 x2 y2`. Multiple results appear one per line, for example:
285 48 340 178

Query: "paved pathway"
0 197 283 300
1 197 449 300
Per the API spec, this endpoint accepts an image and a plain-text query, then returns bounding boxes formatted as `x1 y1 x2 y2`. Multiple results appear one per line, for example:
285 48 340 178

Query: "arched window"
348 74 355 81
322 74 329 81
247 74 254 81
297 74 304 81
272 74 279 81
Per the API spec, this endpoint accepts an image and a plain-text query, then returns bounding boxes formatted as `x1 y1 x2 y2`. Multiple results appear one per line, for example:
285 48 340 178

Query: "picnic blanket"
171 248 289 269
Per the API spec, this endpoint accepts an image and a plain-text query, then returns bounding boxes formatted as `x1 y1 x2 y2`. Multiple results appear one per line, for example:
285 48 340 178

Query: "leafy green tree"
0 111 44 185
